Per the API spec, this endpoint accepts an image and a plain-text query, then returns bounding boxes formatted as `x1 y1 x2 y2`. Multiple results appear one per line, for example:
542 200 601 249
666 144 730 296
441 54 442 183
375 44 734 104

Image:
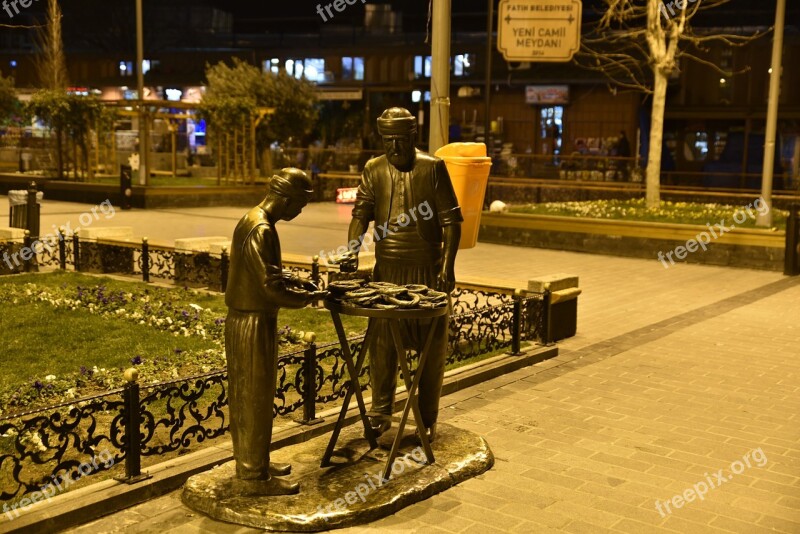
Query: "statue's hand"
331 250 359 273
299 278 319 292
435 269 456 294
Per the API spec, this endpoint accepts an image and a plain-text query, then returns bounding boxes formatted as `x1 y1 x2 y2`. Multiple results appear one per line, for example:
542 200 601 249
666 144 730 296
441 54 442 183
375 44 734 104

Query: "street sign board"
498 0 582 62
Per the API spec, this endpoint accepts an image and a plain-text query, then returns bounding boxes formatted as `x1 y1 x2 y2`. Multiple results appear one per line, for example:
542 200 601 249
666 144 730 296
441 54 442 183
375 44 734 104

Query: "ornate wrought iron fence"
0 233 550 500
0 391 126 502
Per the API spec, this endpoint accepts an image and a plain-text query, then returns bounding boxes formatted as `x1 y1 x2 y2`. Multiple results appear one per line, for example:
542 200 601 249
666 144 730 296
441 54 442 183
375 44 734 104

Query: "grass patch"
0 271 366 411
509 198 788 230
0 303 212 395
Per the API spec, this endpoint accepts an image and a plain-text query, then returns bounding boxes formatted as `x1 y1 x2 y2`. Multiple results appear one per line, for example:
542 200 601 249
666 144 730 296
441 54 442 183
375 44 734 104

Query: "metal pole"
141 237 150 283
785 204 799 276
72 230 80 271
136 0 148 186
511 291 523 355
757 0 786 227
302 341 318 424
58 227 66 270
115 368 151 484
428 0 451 155
484 0 494 151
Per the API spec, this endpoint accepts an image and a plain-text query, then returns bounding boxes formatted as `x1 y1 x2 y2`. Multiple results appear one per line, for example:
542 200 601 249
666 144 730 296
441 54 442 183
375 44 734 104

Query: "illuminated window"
165 88 183 102
453 54 473 77
119 61 134 77
411 91 431 103
414 56 432 79
286 59 303 79
303 58 326 82
263 58 280 74
342 57 364 81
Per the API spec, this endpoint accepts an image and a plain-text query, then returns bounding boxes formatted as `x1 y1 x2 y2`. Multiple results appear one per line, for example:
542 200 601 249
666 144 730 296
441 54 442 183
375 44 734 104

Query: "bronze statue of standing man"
225 168 319 495
337 107 463 442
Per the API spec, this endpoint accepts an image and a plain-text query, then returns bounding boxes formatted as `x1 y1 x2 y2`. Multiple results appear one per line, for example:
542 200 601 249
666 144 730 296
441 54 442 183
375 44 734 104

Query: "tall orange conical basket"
434 143 492 249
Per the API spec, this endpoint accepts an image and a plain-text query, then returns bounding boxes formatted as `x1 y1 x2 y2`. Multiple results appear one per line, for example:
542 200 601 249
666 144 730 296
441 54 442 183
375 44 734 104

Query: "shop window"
540 106 563 156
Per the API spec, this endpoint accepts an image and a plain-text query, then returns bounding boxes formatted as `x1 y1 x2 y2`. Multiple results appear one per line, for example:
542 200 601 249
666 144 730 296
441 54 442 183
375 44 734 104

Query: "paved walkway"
3 197 798 533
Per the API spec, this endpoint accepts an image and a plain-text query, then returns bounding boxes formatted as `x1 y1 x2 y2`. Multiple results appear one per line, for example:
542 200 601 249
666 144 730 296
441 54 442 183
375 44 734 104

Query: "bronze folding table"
320 298 447 481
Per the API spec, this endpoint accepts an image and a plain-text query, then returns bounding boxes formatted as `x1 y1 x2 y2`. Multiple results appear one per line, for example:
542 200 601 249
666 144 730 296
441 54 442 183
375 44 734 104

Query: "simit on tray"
326 281 448 310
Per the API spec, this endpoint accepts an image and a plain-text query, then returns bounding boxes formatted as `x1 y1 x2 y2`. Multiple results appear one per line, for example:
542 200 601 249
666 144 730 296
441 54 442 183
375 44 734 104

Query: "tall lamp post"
757 0 786 227
136 0 149 186
484 0 494 154
429 0 452 155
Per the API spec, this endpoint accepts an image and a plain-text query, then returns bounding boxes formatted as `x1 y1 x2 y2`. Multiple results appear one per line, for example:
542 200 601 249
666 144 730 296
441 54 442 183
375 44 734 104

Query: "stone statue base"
182 422 494 531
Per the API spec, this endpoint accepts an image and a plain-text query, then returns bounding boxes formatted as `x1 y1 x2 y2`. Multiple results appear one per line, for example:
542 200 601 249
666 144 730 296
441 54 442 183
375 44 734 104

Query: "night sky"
212 0 796 33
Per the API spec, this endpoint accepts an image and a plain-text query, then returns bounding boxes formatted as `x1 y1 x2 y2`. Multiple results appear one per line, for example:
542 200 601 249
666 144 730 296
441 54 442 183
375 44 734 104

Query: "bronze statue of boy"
225 167 321 495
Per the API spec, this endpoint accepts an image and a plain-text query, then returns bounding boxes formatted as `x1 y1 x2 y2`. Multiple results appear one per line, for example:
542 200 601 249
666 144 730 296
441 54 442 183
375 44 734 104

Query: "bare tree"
32 0 69 179
35 0 68 91
577 0 765 207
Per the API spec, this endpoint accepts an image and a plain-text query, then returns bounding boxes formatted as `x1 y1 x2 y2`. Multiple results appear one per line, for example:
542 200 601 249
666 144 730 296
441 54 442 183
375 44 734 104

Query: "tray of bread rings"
323 280 450 319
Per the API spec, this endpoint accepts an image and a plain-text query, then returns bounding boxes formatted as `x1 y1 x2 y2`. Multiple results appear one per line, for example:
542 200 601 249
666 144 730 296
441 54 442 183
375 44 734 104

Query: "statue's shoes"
415 422 437 444
367 415 392 438
230 476 300 496
268 462 292 477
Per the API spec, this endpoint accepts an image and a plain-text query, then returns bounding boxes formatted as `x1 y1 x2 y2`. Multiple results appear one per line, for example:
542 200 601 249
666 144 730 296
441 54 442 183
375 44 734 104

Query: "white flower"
189 304 203 312
45 375 57 382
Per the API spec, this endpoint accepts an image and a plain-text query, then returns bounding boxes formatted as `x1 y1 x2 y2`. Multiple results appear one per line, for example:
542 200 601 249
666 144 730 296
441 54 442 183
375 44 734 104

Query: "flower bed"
0 272 362 414
509 198 788 229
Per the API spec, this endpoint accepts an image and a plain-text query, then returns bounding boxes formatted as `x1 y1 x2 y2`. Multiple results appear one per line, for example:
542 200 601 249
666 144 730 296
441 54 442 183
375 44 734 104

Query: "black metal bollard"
785 204 799 276
540 288 553 346
300 333 323 425
141 237 150 283
510 289 523 355
22 230 32 273
220 246 229 293
115 369 150 484
72 231 80 271
26 182 39 242
58 227 67 270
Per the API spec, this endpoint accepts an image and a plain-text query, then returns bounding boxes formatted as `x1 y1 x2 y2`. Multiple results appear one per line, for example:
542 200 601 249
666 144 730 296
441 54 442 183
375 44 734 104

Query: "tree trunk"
646 70 668 208
55 128 64 180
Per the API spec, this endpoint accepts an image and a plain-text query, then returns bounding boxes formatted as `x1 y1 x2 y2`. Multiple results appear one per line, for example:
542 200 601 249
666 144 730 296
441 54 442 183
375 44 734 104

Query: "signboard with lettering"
336 187 358 204
525 85 570 104
317 89 364 101
498 0 582 62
